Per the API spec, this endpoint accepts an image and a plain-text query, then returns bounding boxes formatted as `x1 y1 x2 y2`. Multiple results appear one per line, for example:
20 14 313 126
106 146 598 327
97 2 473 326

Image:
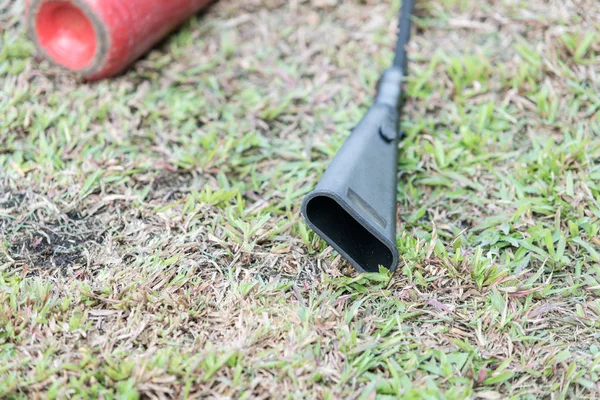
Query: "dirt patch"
9 228 86 274
7 216 107 277
2 188 108 277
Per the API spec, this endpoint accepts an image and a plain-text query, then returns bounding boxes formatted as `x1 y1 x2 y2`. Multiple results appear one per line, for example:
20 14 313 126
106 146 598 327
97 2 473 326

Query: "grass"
1 0 600 398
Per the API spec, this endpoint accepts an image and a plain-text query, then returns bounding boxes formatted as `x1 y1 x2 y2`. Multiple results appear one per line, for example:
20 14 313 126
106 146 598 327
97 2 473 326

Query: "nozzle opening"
304 195 394 272
34 1 98 71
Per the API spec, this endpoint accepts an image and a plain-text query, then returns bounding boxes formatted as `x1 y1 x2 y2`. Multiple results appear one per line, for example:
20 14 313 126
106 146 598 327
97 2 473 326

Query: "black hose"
300 0 417 273
392 0 415 71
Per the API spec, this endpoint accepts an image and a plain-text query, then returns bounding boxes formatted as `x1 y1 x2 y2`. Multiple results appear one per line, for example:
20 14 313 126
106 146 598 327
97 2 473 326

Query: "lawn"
1 0 600 398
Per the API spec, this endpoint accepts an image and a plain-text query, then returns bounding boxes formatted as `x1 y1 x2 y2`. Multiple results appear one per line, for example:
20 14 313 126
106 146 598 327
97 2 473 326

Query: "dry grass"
1 0 600 398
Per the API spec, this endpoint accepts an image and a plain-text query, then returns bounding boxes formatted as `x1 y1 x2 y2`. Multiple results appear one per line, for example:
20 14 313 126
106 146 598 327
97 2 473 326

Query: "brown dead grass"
1 0 600 398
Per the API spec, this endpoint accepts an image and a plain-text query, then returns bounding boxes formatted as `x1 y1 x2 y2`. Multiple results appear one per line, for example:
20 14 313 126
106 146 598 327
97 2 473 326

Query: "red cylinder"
26 0 213 80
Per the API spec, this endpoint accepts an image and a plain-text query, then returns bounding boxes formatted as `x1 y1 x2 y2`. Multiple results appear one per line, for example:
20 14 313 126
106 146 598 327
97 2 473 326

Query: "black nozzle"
302 68 404 273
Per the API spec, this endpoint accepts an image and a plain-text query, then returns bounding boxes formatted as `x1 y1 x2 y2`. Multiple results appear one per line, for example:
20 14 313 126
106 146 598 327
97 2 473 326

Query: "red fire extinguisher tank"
26 0 213 80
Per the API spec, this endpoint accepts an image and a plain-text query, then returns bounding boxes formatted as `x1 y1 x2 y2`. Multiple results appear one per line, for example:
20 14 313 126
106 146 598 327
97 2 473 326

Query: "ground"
1 0 600 398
